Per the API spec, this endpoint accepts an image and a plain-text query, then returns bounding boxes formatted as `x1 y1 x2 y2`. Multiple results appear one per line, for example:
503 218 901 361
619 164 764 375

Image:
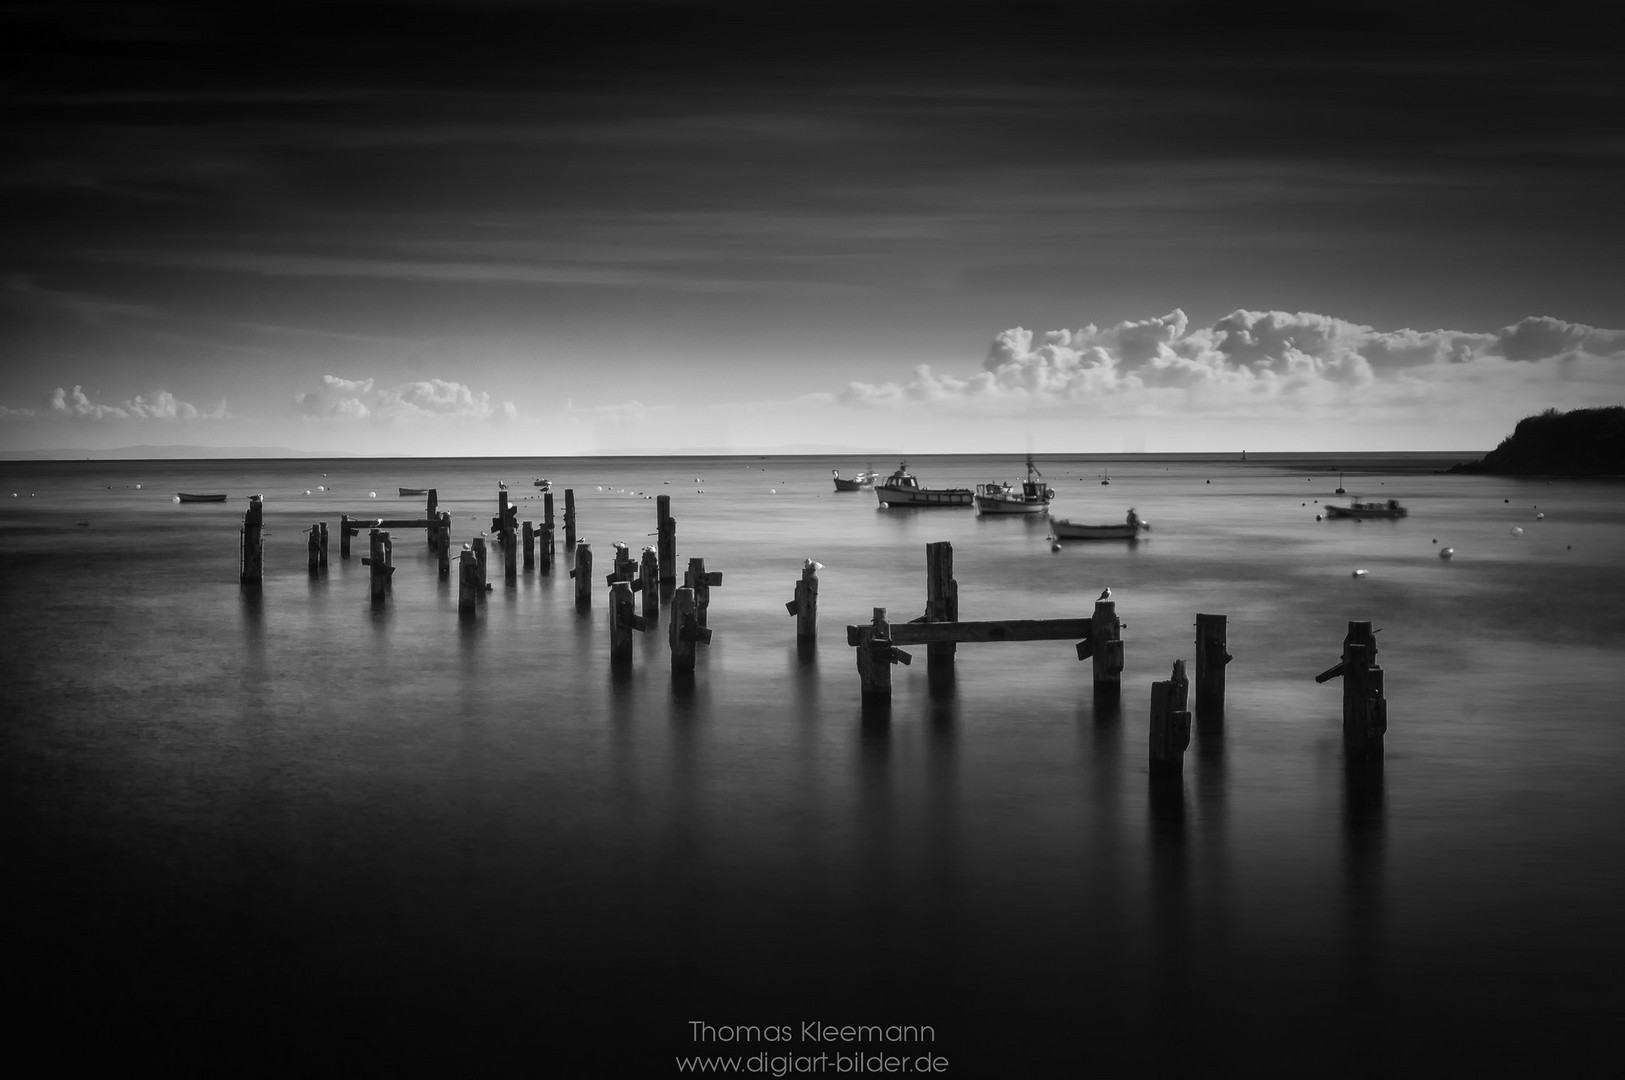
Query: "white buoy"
369 491 377 498
172 496 180 504
304 489 311 495
1534 512 1545 520
1352 568 1369 578
1510 526 1523 537
769 488 776 494
1440 547 1455 560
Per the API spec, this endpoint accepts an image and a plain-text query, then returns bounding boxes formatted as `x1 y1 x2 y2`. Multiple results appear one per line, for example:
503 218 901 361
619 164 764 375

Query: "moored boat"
832 468 878 492
1324 498 1407 519
974 454 1054 514
533 477 551 490
176 492 228 503
874 461 973 508
1049 508 1146 540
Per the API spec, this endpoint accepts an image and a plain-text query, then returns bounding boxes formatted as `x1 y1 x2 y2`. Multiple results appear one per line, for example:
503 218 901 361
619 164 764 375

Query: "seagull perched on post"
1098 586 1112 601
804 558 824 572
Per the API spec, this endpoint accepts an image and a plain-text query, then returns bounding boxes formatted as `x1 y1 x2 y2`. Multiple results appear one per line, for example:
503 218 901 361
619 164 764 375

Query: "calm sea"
4 453 1623 1072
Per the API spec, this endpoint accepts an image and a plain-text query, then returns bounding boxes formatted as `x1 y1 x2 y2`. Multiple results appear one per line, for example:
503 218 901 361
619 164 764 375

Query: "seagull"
804 558 824 572
1098 586 1111 601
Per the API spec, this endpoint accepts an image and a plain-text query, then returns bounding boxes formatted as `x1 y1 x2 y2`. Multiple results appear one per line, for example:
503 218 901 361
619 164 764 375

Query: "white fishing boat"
874 461 973 508
1049 508 1146 540
974 455 1055 514
832 467 878 492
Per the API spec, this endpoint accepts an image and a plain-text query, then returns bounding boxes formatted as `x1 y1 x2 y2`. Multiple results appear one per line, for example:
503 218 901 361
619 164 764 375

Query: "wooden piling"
522 521 535 571
435 513 451 577
1194 613 1230 718
572 542 593 611
339 513 351 558
657 494 676 585
607 542 636 585
1089 599 1124 691
639 547 660 621
367 528 393 603
609 580 647 666
308 521 322 573
668 586 711 672
564 489 576 551
1315 620 1387 758
787 562 819 640
854 607 912 706
685 557 723 627
458 545 479 614
497 488 517 584
471 536 487 595
1149 659 1193 772
240 495 264 585
543 493 555 553
318 521 328 568
425 489 438 547
925 541 958 673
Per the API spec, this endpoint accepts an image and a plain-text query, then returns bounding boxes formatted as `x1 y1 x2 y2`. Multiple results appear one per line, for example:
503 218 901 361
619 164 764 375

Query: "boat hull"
876 485 973 507
176 493 228 503
832 478 871 492
1050 519 1142 540
974 496 1050 514
399 488 428 497
1324 504 1407 519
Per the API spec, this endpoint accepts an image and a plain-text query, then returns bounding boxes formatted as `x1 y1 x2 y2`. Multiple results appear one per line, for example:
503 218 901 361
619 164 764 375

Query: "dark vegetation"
1450 406 1625 475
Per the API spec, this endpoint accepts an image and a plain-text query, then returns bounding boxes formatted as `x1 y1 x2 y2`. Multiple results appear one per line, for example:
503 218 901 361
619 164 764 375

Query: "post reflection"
1341 752 1387 1062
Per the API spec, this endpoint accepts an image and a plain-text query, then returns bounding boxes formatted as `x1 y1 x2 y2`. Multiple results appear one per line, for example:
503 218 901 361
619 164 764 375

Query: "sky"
2 0 1623 456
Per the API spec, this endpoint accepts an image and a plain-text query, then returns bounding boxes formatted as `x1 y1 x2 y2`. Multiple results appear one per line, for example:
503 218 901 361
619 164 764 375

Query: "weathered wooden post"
425 489 438 548
366 528 393 603
435 513 451 577
786 561 819 640
639 547 660 621
1087 598 1124 693
543 492 555 555
852 607 912 707
307 522 322 574
457 544 479 615
471 536 488 595
1148 659 1193 773
685 557 723 627
318 521 328 568
609 580 647 667
657 494 676 585
606 542 636 585
925 541 957 675
522 521 535 571
1195 613 1231 718
564 489 577 551
240 495 264 585
1315 620 1387 758
339 513 351 558
668 585 712 672
495 488 517 584
572 542 593 611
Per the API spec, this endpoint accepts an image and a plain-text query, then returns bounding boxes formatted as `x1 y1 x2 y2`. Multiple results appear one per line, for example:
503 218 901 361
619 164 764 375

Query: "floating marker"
1510 526 1523 537
1352 568 1369 578
1440 548 1455 560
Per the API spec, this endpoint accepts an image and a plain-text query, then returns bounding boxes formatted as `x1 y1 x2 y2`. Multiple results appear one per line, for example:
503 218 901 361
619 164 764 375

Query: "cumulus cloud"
840 309 1625 418
43 385 232 421
294 374 518 425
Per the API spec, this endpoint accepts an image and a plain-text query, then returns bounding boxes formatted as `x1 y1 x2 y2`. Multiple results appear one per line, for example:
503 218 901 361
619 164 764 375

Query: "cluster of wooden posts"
241 495 1386 760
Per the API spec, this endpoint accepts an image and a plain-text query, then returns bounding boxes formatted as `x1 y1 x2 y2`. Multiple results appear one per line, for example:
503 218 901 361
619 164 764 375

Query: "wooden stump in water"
1090 599 1123 692
564 489 576 551
1314 620 1388 759
543 493 555 553
318 521 328 568
240 495 264 585
339 513 351 559
609 580 647 666
1195 612 1230 718
925 541 957 674
657 495 676 585
425 489 438 548
639 547 660 622
572 542 593 611
308 521 322 574
367 528 393 604
471 536 487 596
787 562 819 640
854 606 912 707
685 557 723 628
435 513 451 577
668 586 711 672
522 521 535 571
1149 659 1192 773
458 545 479 615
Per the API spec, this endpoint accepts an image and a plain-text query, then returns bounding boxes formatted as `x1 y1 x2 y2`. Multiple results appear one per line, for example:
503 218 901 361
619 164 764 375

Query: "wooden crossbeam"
846 617 1092 647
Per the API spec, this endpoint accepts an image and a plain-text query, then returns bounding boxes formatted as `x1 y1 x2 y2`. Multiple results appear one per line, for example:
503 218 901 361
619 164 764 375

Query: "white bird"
1098 587 1111 601
804 558 824 572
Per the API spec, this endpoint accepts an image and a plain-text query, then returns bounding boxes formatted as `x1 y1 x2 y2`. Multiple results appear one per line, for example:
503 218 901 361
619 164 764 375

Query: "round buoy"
1432 538 1438 544
769 488 776 494
1352 568 1369 578
1504 498 1509 503
172 496 180 504
304 489 311 495
369 491 377 498
1440 547 1454 560
1315 514 1322 521
1510 526 1523 537
1535 512 1544 520
1051 541 1062 552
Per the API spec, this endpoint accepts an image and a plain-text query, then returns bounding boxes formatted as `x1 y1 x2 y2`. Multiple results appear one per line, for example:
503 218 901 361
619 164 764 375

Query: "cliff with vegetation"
1451 406 1625 475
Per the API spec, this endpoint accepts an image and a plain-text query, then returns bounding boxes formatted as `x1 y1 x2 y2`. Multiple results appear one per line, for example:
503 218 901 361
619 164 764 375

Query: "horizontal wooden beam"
847 617 1093 647
344 518 438 532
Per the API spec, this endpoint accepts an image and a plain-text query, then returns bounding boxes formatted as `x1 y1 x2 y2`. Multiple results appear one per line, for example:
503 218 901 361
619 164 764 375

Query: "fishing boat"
176 492 228 503
1049 508 1146 540
974 455 1055 514
832 467 877 492
874 461 973 508
1325 498 1407 519
533 477 551 491
399 487 428 497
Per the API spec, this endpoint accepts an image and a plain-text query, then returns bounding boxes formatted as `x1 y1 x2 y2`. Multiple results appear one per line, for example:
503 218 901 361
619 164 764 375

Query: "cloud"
840 309 1625 419
42 385 232 421
294 375 518 425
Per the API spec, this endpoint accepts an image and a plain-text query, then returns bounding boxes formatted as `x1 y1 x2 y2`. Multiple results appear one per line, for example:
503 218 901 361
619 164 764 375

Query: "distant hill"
0 445 364 460
1450 406 1625 475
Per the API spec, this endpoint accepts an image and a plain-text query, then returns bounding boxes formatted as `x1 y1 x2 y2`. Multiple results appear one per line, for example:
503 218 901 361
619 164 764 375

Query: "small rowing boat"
176 492 228 503
832 467 877 492
399 487 428 497
1049 508 1146 540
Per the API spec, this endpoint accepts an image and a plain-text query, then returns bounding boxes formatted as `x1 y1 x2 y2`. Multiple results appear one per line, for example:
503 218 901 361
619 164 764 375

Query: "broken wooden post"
435 513 451 577
425 489 438 547
606 542 636 586
471 536 488 595
657 494 676 585
572 542 593 611
925 541 958 675
543 492 555 554
1315 620 1387 758
786 561 819 640
1083 598 1123 692
457 544 479 615
564 489 577 551
685 557 723 627
307 521 321 574
318 521 328 568
668 585 712 672
1149 659 1193 773
852 607 912 706
522 521 535 571
1194 613 1231 718
639 547 660 621
240 495 264 585
609 580 647 666
366 528 393 603
495 488 517 584
339 513 351 558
